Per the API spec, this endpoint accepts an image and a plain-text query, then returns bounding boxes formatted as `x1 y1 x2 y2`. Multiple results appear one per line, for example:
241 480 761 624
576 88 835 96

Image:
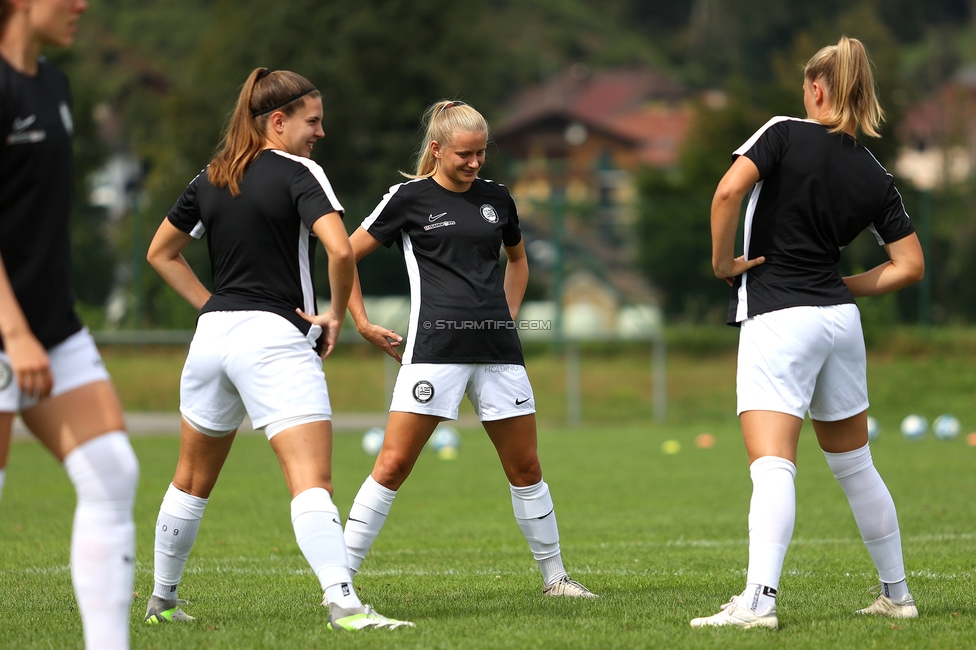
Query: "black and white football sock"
291 487 362 610
64 432 138 650
343 475 396 574
510 480 567 586
153 483 208 601
743 456 796 612
824 443 909 600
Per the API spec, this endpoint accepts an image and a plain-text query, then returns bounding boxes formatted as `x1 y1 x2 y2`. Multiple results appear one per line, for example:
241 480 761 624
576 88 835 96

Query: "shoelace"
719 597 740 612
362 605 414 628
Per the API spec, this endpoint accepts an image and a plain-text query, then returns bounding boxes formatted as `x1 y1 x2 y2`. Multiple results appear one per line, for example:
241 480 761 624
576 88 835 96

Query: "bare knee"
506 457 543 487
371 451 417 491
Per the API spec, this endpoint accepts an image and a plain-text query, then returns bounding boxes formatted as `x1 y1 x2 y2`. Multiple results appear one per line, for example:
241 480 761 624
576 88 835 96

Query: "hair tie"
438 100 465 115
251 87 317 118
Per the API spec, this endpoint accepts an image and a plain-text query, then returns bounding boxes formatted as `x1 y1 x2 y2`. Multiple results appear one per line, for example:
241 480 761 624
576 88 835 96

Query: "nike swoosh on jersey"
515 397 531 405
428 212 448 222
12 115 36 132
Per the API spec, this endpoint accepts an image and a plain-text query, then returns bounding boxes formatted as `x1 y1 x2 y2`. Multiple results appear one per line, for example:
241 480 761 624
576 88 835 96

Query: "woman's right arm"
146 217 211 310
0 252 52 397
843 233 924 298
711 155 766 283
348 227 402 361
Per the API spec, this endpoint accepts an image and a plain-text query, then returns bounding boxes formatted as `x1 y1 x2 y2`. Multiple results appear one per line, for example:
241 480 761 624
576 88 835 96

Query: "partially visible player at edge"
143 67 411 631
337 100 597 599
690 36 924 629
0 1 138 648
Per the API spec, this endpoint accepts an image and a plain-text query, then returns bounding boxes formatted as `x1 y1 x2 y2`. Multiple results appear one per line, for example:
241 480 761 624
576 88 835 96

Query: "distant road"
12 412 480 439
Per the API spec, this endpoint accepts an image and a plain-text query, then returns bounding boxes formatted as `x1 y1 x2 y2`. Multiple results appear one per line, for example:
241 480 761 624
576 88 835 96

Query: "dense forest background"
52 0 976 328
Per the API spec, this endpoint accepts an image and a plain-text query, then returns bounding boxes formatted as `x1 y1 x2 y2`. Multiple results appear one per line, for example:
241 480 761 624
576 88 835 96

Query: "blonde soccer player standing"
341 100 597 600
690 37 924 629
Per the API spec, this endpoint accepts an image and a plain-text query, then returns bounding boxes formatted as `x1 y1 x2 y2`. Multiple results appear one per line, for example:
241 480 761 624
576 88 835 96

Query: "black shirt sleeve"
363 184 409 249
291 165 342 231
167 170 204 237
871 176 916 244
502 192 522 247
735 118 790 180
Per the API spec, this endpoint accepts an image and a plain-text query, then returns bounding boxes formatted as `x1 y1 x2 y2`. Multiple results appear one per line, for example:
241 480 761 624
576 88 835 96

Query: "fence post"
566 342 581 427
653 335 667 422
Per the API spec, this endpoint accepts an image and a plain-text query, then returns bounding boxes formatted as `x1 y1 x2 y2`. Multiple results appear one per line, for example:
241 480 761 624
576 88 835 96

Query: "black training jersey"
727 117 915 325
362 177 524 365
0 56 82 351
167 149 343 344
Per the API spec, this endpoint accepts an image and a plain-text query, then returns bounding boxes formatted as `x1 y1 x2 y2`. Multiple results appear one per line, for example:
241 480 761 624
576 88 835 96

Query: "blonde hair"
804 36 884 138
208 68 320 196
403 100 489 179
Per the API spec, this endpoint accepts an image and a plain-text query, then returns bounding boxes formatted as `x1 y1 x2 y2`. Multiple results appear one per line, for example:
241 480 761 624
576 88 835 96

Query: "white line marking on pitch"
8 532 974 577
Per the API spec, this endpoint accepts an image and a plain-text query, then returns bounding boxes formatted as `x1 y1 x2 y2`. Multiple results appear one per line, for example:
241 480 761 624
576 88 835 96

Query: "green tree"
636 88 764 321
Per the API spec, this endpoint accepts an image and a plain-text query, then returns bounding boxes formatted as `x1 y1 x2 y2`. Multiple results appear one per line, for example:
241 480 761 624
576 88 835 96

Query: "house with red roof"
492 65 695 307
895 67 976 190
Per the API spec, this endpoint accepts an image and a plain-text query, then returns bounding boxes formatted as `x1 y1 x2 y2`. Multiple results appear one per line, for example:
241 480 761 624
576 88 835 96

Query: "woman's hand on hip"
714 255 766 286
296 308 344 359
5 330 53 398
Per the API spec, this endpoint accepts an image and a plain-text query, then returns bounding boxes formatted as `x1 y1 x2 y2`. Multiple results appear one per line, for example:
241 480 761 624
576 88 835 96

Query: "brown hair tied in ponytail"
208 68 320 196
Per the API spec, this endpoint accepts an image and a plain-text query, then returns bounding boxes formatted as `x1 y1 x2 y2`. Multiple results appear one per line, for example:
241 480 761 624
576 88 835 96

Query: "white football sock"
510 480 567 586
824 443 908 591
0 467 6 502
152 483 208 600
291 488 361 609
63 432 138 650
743 456 796 612
343 475 396 574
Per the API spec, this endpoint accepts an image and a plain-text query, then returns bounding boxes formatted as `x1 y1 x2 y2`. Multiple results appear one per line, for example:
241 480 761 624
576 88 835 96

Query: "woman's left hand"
296 308 344 359
358 322 403 363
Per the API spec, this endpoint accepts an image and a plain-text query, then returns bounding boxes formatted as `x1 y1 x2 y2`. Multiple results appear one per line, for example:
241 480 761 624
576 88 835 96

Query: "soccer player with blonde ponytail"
341 99 597 600
691 37 924 629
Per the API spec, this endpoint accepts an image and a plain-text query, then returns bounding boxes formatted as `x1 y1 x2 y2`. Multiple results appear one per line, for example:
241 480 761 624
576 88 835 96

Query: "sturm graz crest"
412 380 434 403
480 204 498 223
0 359 12 390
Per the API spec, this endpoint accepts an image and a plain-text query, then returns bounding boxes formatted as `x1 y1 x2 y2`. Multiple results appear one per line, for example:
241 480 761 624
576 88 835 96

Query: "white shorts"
737 304 868 421
390 363 536 422
180 311 331 439
0 328 111 413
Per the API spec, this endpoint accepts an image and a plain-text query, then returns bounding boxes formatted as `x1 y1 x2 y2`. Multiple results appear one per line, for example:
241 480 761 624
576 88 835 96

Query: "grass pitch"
2 420 976 649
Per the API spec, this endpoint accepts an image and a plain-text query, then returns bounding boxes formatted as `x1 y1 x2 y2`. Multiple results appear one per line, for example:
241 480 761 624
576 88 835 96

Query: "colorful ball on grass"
933 414 961 440
900 414 927 440
361 427 384 455
661 440 681 455
695 433 716 449
430 426 460 460
437 446 459 460
866 416 880 441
